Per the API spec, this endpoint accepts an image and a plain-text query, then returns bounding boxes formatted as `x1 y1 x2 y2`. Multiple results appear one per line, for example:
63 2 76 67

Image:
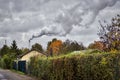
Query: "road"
0 69 37 80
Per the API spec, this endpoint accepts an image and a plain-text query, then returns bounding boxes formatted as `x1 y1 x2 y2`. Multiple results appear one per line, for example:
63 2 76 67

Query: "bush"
28 53 120 80
0 55 13 69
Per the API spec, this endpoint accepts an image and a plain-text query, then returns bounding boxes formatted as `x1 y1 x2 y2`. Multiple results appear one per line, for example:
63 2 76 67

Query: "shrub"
28 52 120 80
0 55 13 69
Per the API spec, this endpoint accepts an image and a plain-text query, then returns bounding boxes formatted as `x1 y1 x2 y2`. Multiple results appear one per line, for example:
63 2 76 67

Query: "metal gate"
18 61 26 73
13 61 17 70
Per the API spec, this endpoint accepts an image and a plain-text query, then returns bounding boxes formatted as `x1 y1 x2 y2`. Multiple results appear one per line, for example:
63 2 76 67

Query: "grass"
11 69 25 75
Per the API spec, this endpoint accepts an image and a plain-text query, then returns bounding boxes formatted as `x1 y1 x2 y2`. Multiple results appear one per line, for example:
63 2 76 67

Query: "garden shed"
13 50 46 73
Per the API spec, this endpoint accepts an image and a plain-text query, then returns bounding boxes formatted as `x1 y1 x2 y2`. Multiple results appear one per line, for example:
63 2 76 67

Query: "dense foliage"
61 39 85 54
47 38 85 56
28 52 120 80
31 43 43 52
0 40 22 69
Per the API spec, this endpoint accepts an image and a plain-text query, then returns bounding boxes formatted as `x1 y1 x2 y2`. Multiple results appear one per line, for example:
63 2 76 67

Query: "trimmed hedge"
28 53 120 80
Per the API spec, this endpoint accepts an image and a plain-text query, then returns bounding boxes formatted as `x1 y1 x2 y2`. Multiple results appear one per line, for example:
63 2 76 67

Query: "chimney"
5 40 7 45
29 40 31 50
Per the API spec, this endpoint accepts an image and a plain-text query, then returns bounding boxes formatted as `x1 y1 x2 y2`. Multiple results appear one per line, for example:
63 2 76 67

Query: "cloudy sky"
0 0 120 49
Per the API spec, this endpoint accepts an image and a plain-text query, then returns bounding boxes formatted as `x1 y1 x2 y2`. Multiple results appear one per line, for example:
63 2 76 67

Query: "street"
0 69 36 80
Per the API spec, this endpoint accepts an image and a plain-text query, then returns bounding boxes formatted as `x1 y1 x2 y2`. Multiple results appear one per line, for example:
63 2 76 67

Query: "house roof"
18 49 46 58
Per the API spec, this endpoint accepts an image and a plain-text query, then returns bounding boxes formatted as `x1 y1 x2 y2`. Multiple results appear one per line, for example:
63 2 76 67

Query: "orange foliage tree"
88 41 106 51
48 39 63 56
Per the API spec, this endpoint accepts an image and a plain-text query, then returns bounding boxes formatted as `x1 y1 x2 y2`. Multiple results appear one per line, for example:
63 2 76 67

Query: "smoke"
29 0 120 42
29 24 66 42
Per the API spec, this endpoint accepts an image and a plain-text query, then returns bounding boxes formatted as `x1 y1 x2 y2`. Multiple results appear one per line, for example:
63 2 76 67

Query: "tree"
98 14 120 51
32 43 43 52
48 39 63 56
47 38 57 50
47 41 52 50
10 40 22 57
61 39 85 54
11 40 17 51
0 45 10 57
88 41 105 51
0 40 23 69
47 39 85 56
21 48 29 53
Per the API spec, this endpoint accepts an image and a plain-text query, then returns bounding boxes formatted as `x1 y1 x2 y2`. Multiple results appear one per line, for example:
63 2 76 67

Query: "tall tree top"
11 40 17 50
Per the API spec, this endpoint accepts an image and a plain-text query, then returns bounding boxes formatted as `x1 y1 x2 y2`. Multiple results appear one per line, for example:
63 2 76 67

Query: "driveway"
0 69 37 80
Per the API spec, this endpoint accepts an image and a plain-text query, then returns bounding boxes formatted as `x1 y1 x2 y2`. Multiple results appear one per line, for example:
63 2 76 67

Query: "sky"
0 0 120 49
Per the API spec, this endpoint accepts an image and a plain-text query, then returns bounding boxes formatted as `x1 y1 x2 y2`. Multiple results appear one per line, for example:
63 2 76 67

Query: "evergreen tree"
10 40 22 57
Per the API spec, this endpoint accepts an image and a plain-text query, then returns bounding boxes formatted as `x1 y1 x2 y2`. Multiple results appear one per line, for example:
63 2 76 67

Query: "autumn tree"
47 38 57 50
47 38 63 56
88 41 105 51
31 43 43 52
98 14 120 51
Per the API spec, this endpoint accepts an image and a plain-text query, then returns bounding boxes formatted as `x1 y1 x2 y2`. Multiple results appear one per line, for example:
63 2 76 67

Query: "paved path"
0 69 37 80
0 73 7 80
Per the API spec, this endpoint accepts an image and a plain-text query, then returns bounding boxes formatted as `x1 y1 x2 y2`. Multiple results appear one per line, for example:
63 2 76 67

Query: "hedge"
28 53 120 80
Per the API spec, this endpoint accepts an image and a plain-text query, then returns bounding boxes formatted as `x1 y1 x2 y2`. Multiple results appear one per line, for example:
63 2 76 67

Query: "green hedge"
28 53 120 80
0 55 13 69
